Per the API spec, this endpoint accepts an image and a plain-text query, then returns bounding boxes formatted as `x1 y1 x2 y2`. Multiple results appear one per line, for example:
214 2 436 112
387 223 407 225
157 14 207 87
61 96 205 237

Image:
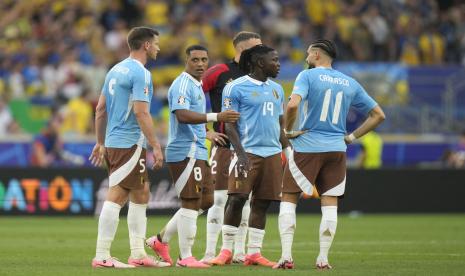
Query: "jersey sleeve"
291 71 309 100
132 67 151 102
351 83 378 115
278 85 285 116
169 80 191 112
221 83 239 112
202 64 228 93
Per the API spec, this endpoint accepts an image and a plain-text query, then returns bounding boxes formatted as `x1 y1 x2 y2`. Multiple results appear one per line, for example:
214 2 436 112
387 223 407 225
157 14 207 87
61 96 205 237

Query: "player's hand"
218 110 240 123
89 143 105 167
285 129 308 139
344 135 352 145
152 143 164 170
206 131 228 146
237 153 250 177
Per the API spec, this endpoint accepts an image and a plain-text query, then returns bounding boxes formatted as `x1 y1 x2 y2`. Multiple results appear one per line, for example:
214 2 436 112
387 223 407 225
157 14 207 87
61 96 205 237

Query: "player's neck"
249 72 267 82
315 61 332 68
129 52 147 65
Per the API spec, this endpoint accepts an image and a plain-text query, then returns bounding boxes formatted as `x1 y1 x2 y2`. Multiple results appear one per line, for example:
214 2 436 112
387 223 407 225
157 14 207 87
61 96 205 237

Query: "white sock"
234 198 250 256
177 208 198 259
221 225 238 251
278 202 296 260
161 209 181 243
247 227 265 255
205 190 227 256
95 201 121 260
318 206 338 262
127 202 147 259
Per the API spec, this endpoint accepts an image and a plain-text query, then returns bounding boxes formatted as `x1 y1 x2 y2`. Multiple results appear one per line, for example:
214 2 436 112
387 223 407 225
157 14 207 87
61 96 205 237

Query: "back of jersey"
291 67 377 153
102 58 153 149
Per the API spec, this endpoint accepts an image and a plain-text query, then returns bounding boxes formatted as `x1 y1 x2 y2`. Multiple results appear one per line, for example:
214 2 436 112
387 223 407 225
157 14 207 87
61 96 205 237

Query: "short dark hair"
232 31 261 47
310 39 337 59
185 45 208 56
239 44 275 73
127 27 159 51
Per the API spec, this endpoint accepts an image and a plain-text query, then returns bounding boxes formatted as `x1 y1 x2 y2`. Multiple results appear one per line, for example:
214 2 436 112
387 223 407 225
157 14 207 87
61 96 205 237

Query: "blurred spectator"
446 131 465 168
0 96 20 135
30 113 84 167
419 24 445 64
356 131 383 169
0 0 463 142
60 87 93 135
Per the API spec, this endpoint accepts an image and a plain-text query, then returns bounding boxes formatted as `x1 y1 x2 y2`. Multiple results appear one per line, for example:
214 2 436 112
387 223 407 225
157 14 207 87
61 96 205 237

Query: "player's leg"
92 184 133 268
232 194 250 263
203 147 230 262
316 196 338 270
203 190 227 261
93 146 139 268
128 181 170 268
315 152 346 270
243 153 281 267
210 154 256 265
174 160 210 268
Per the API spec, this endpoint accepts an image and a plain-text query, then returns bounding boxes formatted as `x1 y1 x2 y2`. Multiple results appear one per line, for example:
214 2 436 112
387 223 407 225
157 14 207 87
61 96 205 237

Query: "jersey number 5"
320 89 343 124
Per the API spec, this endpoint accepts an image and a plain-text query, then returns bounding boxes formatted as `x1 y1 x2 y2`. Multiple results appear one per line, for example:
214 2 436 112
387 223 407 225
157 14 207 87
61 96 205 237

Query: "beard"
307 63 315 69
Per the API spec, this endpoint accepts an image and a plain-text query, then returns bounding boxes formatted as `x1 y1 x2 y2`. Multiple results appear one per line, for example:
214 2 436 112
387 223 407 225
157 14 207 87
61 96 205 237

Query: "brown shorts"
105 145 149 190
168 159 213 199
228 153 282 201
210 146 232 190
282 151 346 197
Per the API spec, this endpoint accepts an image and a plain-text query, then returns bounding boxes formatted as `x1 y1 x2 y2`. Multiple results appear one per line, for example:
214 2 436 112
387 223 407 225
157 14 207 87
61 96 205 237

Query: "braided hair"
238 44 275 74
310 39 337 60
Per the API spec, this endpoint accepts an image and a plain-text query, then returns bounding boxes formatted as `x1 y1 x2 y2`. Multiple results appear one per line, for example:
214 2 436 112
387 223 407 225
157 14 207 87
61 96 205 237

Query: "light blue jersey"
103 58 153 148
222 75 284 158
166 72 208 162
291 67 378 153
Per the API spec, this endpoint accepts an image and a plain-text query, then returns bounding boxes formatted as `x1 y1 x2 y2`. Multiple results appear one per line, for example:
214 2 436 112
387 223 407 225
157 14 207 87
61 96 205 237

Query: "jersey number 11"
320 89 343 124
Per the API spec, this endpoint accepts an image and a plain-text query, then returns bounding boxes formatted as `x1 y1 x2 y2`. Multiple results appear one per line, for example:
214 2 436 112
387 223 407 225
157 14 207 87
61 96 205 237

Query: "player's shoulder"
205 63 229 75
224 75 248 93
267 78 282 88
169 72 193 92
228 75 249 87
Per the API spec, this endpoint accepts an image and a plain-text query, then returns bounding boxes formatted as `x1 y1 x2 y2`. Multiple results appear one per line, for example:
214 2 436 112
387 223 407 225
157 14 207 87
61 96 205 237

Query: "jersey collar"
245 75 269 86
182 71 202 87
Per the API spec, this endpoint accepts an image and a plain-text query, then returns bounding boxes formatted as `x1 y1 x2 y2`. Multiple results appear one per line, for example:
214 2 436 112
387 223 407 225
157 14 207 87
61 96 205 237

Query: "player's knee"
214 190 228 207
201 193 214 211
228 194 248 212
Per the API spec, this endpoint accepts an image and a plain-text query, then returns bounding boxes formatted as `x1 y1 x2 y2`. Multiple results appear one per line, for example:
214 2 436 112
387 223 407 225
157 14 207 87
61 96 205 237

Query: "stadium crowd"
0 0 463 140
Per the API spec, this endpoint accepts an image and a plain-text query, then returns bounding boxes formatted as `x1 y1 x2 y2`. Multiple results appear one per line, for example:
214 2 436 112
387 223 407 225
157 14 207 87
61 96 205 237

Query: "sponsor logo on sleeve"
178 95 186 105
223 98 232 108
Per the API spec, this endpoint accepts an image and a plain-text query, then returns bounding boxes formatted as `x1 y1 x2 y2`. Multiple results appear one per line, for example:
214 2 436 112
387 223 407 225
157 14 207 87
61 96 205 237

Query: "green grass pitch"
1 214 464 275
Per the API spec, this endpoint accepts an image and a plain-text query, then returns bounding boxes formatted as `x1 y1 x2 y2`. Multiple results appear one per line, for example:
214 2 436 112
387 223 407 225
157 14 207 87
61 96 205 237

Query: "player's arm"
89 94 107 166
174 109 240 124
225 122 249 175
279 115 291 158
284 94 308 139
133 101 163 169
345 105 385 144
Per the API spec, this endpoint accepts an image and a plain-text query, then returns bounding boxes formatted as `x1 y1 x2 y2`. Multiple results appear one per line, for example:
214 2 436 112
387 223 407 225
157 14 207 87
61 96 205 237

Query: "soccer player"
210 45 289 267
273 39 386 270
89 26 169 268
201 31 262 263
146 45 240 268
